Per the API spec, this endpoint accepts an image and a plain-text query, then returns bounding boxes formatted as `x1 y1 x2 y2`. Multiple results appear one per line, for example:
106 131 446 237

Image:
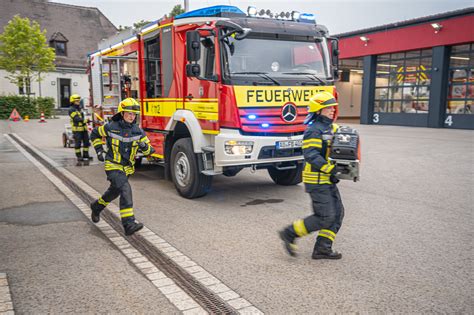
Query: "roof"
0 0 117 69
335 6 474 38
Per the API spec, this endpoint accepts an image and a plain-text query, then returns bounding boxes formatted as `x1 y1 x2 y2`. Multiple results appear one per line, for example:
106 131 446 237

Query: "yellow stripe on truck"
233 86 335 107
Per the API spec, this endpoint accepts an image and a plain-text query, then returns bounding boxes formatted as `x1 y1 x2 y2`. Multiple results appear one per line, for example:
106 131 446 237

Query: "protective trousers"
73 131 90 159
95 170 135 225
291 184 344 253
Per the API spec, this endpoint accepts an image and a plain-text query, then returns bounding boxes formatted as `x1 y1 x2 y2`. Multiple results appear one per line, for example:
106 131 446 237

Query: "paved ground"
0 124 178 314
1 116 473 313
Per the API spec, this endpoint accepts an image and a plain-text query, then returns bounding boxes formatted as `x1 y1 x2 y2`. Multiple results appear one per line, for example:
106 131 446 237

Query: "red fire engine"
88 5 340 198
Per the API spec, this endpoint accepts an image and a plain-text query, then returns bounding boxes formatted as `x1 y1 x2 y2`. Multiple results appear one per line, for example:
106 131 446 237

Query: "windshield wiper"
281 72 327 85
232 72 280 86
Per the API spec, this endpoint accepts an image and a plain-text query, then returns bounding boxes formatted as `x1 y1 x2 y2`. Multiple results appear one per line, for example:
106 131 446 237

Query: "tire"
267 163 303 186
170 138 212 198
62 133 67 148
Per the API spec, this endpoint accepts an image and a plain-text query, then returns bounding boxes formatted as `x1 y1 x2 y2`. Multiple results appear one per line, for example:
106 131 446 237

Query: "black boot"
279 227 298 257
76 151 83 161
312 236 342 260
123 219 143 236
90 200 105 223
82 150 90 161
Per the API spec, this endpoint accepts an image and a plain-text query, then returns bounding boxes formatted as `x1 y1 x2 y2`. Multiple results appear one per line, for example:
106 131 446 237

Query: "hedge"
0 96 55 119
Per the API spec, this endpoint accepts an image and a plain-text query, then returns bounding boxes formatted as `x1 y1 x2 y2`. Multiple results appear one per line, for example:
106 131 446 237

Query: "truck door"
185 33 220 133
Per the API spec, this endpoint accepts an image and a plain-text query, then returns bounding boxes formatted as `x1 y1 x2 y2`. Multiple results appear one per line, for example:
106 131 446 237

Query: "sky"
54 0 473 34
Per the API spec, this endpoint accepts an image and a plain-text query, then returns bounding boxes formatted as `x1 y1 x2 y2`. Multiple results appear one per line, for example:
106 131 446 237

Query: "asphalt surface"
0 124 178 314
2 116 473 313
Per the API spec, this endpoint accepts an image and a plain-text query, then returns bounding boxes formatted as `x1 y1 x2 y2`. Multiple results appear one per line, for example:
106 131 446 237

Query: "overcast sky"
54 0 473 34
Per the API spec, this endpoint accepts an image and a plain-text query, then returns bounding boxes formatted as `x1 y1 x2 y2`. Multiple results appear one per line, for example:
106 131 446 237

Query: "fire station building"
335 7 474 129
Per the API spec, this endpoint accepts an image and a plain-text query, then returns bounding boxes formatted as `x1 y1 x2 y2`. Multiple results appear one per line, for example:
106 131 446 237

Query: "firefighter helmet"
113 98 140 122
118 98 140 114
304 91 338 124
70 94 81 104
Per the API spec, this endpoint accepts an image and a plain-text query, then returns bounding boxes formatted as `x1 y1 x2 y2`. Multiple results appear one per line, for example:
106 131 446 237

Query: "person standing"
279 91 345 260
68 94 90 161
89 98 154 236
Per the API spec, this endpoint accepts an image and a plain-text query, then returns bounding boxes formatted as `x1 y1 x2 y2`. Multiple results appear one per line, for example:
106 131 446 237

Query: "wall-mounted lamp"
431 23 443 33
51 81 56 86
73 82 78 86
359 36 369 46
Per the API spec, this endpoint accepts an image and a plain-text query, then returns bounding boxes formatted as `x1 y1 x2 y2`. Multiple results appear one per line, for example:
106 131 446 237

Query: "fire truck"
88 5 340 198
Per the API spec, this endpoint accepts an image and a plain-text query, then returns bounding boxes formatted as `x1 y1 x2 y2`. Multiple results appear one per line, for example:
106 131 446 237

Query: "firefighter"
279 91 345 260
68 94 90 161
89 98 155 236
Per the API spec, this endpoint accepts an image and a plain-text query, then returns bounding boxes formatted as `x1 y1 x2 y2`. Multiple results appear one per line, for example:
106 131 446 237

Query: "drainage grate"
9 134 238 315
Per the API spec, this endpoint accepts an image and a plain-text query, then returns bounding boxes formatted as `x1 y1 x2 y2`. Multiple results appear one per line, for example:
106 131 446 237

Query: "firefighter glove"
138 141 147 150
97 151 105 162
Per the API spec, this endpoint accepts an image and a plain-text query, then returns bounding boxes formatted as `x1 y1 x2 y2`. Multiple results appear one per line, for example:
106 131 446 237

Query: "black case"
330 126 359 160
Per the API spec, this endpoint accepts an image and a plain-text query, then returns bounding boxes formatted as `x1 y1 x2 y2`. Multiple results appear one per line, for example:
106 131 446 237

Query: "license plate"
276 140 302 149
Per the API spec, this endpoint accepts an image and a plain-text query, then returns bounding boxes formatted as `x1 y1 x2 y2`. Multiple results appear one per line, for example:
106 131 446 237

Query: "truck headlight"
225 140 254 155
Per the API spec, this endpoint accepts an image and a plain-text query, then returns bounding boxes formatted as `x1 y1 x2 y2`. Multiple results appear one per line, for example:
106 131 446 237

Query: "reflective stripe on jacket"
68 106 87 132
90 120 154 175
302 115 339 186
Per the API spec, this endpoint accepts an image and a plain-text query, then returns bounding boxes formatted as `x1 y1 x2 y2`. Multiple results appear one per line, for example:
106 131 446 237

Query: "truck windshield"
221 34 331 86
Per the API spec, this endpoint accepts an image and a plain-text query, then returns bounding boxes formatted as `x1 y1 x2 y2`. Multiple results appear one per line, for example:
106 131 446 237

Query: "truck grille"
239 107 307 134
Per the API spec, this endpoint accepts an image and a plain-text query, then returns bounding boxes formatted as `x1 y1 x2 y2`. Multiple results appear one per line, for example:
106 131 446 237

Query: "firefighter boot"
82 149 90 161
312 236 342 260
122 218 143 236
279 227 298 257
90 199 106 223
75 150 83 161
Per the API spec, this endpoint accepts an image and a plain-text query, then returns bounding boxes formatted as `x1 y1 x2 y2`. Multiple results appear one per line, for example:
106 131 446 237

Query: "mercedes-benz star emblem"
281 103 297 123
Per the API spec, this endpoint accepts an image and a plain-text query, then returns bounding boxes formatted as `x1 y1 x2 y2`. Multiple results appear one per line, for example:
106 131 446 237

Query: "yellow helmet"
70 94 81 103
118 98 140 114
308 91 338 113
304 91 338 124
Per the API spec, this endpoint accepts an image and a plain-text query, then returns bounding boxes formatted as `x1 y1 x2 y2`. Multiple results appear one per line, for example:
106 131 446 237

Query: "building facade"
335 7 474 129
0 0 117 108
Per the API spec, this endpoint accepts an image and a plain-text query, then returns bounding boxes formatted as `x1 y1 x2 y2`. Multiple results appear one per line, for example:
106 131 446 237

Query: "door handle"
185 94 194 100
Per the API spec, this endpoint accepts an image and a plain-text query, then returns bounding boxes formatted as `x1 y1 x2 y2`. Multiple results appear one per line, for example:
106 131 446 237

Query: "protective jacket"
90 120 154 175
68 105 88 132
302 115 339 189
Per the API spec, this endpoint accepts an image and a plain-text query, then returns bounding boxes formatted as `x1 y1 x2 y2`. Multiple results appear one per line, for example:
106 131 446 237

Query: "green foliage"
0 96 54 119
0 15 56 88
133 20 152 30
170 4 185 17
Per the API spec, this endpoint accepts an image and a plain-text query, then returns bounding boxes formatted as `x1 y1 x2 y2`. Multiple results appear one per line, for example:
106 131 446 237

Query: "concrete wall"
0 69 89 108
335 72 363 117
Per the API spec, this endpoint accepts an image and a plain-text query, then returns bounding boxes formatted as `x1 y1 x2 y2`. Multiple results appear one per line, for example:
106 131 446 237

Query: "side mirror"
186 31 201 62
330 38 340 80
186 64 201 77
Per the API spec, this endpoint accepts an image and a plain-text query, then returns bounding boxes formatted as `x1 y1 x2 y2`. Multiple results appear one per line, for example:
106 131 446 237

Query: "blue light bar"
248 114 257 120
175 5 245 19
261 123 270 128
299 13 316 24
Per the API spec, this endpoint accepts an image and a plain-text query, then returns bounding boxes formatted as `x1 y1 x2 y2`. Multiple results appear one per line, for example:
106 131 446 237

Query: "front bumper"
214 128 303 167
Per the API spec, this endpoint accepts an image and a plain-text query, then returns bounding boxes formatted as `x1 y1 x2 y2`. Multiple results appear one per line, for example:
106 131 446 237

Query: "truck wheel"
267 163 303 186
171 138 212 198
62 133 67 148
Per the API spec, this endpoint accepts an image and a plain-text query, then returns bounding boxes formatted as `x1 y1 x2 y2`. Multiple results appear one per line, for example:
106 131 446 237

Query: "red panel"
219 85 241 129
339 14 474 59
145 132 165 156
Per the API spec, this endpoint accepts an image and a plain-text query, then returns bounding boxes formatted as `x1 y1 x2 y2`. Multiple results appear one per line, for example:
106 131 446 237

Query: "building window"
18 77 31 95
446 43 474 115
50 40 67 56
374 49 432 113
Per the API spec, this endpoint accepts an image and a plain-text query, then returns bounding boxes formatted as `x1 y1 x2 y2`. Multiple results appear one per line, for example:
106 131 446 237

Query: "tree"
0 15 55 95
133 20 152 30
170 4 185 17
